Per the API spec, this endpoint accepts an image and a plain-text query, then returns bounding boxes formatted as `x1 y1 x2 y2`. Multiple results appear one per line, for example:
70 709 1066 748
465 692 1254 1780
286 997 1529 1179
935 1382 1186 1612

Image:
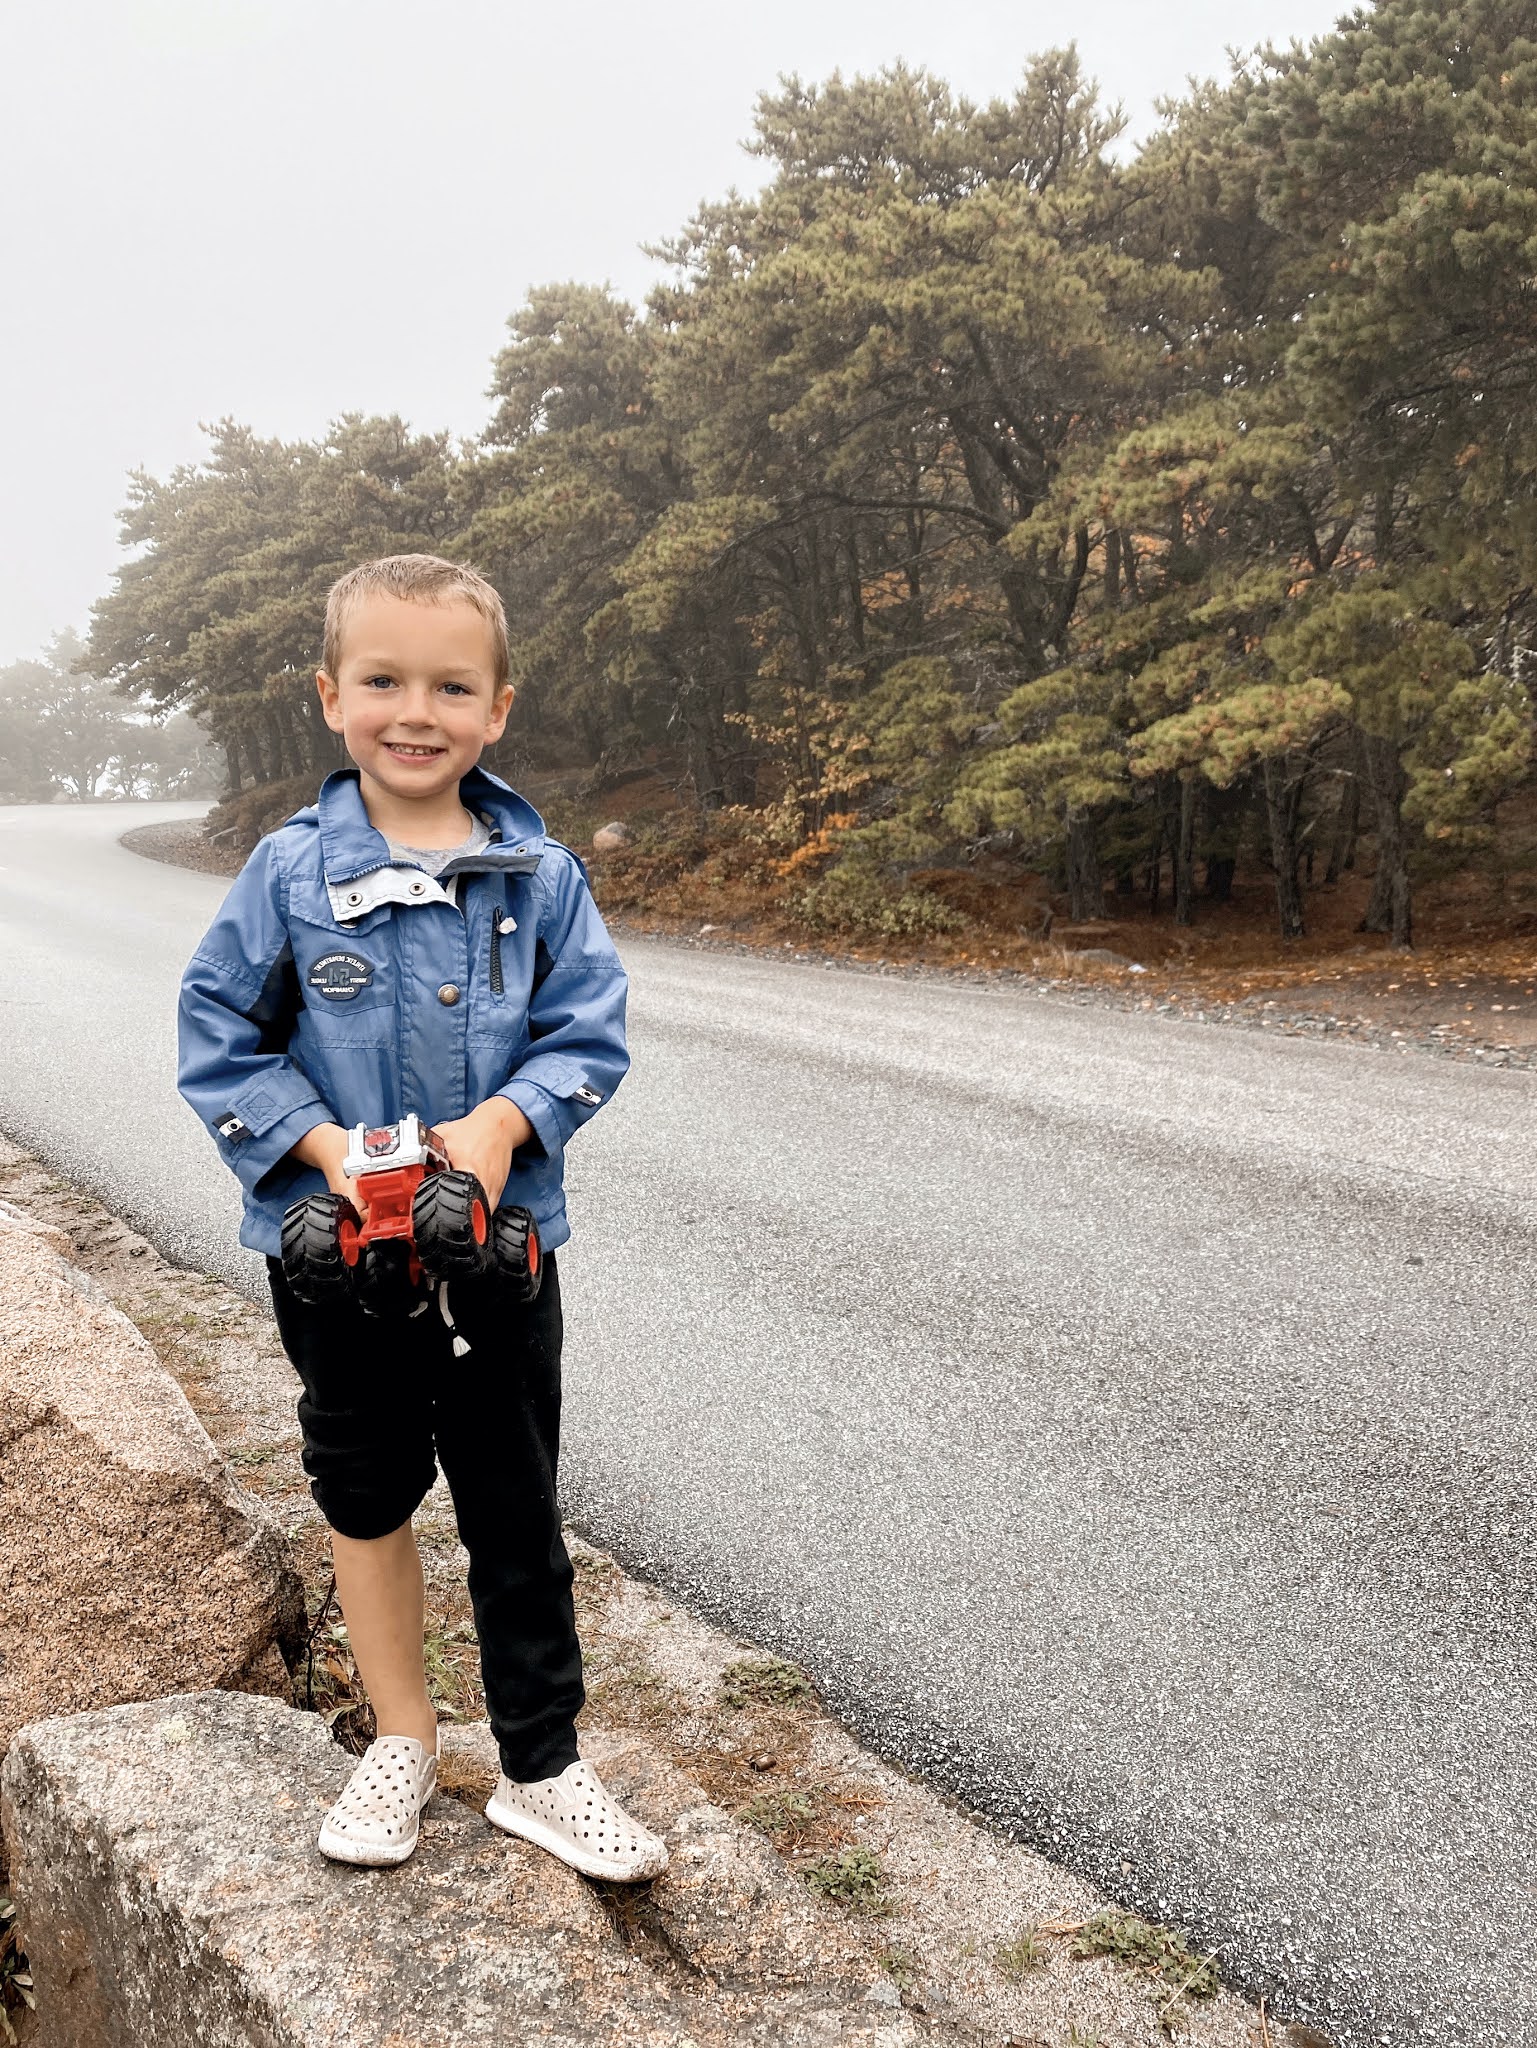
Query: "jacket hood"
283 764 548 886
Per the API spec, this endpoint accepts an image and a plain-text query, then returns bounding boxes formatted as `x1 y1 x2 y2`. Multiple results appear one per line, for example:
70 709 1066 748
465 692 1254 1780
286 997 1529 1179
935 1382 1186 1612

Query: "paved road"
3 800 1534 2048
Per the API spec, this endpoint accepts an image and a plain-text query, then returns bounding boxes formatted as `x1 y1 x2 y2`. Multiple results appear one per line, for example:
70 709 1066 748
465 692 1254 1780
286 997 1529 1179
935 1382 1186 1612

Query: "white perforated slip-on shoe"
485 1758 670 1881
317 1733 438 1867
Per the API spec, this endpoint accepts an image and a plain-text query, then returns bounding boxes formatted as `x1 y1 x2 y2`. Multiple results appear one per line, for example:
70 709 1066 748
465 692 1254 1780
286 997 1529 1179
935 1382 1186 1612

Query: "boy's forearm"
290 1122 349 1170
429 1098 536 1211
470 1095 535 1152
288 1121 359 1206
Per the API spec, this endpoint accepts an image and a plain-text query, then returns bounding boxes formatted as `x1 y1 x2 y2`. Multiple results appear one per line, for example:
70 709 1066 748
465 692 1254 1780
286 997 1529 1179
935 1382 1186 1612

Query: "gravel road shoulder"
0 1126 1315 2048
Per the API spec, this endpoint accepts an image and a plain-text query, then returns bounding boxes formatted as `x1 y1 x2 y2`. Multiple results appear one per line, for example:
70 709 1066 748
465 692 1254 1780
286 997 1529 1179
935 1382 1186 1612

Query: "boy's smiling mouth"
382 743 447 759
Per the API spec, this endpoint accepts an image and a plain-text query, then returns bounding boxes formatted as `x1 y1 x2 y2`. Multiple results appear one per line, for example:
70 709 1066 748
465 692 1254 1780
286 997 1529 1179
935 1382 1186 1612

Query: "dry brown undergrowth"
126 808 1537 1059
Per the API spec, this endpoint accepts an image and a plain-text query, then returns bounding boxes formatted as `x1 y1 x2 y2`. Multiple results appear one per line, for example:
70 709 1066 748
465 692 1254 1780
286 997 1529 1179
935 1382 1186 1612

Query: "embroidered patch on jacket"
307 951 377 1002
216 1111 251 1142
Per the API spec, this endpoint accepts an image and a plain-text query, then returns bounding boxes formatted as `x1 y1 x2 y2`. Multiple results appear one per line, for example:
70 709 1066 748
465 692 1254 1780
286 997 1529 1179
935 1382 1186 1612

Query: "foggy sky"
1 0 1348 667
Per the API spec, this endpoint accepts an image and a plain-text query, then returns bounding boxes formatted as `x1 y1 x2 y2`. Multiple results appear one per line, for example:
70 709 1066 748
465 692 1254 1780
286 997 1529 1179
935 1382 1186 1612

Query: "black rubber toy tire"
280 1193 363 1307
355 1239 428 1320
488 1205 543 1303
413 1170 493 1281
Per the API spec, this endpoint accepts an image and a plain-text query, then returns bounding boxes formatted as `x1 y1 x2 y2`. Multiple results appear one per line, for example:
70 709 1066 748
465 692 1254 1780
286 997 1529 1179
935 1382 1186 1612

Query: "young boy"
176 553 668 1882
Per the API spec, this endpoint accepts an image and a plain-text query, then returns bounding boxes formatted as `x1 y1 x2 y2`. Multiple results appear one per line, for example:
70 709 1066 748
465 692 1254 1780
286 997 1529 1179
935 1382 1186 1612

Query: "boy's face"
316 592 512 810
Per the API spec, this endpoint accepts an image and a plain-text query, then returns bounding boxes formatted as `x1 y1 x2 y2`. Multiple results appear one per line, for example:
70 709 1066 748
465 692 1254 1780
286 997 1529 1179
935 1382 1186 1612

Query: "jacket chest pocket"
290 911 396 1027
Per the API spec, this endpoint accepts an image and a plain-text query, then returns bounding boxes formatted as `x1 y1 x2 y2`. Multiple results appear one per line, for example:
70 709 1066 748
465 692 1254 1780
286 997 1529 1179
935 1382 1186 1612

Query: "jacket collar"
312 764 547 888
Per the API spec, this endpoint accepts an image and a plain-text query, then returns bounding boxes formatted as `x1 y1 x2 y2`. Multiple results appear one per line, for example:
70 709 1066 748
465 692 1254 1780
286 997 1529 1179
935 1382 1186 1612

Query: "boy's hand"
288 1122 365 1210
434 1098 534 1210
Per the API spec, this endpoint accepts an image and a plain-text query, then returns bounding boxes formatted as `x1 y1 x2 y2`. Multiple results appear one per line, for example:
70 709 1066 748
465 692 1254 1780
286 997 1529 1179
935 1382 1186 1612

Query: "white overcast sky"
0 0 1348 667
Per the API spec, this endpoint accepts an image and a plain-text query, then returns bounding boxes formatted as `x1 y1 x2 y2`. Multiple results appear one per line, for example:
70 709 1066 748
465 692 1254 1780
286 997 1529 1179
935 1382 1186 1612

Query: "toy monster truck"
280 1113 541 1316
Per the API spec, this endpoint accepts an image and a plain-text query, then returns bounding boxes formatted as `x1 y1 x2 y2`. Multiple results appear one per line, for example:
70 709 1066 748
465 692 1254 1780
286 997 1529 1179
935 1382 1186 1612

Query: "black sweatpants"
265 1250 582 1784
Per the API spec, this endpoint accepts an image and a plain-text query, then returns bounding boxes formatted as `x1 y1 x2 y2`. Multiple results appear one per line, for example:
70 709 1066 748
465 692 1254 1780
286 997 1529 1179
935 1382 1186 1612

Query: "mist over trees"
0 631 220 803
85 0 1537 945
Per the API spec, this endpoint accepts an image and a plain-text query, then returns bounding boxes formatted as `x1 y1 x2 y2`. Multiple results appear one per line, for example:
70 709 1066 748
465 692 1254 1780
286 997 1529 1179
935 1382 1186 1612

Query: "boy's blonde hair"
323 554 511 692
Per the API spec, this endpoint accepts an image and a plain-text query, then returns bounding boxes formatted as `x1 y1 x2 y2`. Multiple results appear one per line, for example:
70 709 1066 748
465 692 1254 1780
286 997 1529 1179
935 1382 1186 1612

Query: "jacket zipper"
490 878 506 995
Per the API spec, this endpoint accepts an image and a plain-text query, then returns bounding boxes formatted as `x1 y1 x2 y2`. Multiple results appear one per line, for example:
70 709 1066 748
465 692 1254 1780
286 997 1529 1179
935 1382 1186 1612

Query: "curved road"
2 800 1533 2047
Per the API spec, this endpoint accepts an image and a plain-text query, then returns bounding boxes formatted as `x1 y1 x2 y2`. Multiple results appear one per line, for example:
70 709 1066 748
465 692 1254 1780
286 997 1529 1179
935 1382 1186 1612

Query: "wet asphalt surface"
3 800 1534 2048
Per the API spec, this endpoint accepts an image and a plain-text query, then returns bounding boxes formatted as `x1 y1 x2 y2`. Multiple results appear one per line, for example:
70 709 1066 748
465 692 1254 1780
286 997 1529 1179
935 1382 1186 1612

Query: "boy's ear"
485 682 514 744
316 669 344 733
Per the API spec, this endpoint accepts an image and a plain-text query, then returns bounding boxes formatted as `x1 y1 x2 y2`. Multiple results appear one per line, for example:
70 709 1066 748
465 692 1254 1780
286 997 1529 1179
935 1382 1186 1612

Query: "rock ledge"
3 1691 973 2047
0 1214 303 1767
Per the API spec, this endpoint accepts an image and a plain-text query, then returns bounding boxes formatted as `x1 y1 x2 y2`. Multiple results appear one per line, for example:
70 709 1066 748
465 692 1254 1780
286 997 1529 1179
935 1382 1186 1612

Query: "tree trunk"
301 688 340 776
723 661 757 806
689 706 726 810
1325 750 1361 884
242 717 274 788
1389 860 1412 949
672 669 728 812
1154 773 1178 911
1359 732 1413 949
273 698 302 780
1203 776 1247 901
1103 528 1122 609
1174 774 1200 927
1065 812 1102 923
1263 754 1307 940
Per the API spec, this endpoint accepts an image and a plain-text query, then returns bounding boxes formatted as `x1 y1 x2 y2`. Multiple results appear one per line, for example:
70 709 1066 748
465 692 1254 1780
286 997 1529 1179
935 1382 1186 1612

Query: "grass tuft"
226 1444 278 1468
735 1787 820 1848
995 1923 1048 1979
583 1645 685 1729
876 1946 919 1992
717 1656 815 1710
422 1617 480 1720
1070 1909 1217 1997
801 1845 893 1916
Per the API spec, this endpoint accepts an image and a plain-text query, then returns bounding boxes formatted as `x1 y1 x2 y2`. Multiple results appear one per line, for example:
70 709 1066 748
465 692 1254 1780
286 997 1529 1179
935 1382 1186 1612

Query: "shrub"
793 859 965 940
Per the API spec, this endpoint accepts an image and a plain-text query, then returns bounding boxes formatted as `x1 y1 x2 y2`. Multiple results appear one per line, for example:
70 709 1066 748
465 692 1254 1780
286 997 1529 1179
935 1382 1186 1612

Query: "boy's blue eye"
361 675 470 694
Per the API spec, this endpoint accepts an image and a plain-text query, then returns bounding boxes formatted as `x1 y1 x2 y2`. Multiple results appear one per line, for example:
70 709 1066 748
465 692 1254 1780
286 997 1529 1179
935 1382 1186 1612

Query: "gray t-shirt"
385 814 494 878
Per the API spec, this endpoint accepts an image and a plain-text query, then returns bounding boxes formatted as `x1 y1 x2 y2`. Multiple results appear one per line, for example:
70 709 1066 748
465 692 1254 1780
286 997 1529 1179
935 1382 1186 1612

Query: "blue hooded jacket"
177 763 628 1258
